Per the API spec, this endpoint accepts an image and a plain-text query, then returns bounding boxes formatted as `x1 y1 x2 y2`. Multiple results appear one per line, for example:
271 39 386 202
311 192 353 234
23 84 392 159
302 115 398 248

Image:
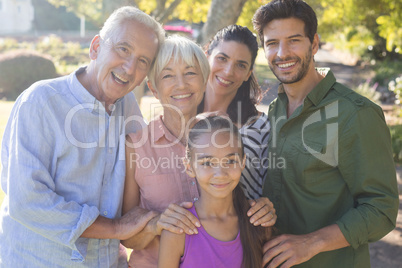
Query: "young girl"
158 115 271 268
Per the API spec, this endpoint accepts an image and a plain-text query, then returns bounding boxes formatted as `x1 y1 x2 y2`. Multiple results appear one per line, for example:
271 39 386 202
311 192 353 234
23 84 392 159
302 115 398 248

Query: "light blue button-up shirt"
0 67 145 267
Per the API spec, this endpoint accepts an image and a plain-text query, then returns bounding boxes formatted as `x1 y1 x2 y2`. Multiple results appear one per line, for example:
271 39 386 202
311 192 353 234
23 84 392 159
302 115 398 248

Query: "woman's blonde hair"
148 35 210 89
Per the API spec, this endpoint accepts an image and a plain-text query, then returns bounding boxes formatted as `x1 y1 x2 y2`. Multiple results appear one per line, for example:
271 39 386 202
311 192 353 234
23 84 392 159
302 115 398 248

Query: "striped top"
239 113 271 200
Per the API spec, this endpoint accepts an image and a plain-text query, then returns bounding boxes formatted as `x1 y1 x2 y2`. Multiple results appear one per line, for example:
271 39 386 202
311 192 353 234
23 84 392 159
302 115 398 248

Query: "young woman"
122 36 275 268
158 115 271 267
199 25 270 200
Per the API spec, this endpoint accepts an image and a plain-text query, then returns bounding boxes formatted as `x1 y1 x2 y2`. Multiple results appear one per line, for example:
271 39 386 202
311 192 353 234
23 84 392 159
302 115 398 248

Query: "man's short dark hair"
252 0 317 45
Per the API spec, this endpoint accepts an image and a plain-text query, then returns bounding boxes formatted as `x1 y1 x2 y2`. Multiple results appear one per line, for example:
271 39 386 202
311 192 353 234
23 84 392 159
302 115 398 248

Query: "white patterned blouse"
239 112 271 200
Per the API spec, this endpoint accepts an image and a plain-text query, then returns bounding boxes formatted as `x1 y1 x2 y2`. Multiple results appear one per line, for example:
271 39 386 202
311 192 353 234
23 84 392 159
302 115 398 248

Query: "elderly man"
0 6 164 267
253 0 399 267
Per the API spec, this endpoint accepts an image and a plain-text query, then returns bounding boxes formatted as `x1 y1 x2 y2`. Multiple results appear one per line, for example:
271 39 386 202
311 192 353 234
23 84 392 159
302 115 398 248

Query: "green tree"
46 0 401 59
47 0 104 26
197 0 248 45
47 0 210 26
310 0 401 57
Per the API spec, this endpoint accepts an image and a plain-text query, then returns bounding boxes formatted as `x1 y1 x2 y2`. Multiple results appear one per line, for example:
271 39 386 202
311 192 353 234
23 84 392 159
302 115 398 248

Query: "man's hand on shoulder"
114 207 158 240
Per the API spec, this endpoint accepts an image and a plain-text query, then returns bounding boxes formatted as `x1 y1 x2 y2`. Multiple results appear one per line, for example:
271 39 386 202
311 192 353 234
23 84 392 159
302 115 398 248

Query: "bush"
389 75 402 105
389 124 402 163
0 50 58 100
354 80 381 104
0 38 19 52
372 59 402 86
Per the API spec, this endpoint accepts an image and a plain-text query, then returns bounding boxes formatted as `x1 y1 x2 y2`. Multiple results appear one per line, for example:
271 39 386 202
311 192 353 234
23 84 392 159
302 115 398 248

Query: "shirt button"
103 211 108 216
193 197 198 201
191 181 196 185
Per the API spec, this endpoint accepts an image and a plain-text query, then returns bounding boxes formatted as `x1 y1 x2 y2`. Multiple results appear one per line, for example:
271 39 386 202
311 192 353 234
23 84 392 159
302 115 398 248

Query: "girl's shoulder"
159 229 186 267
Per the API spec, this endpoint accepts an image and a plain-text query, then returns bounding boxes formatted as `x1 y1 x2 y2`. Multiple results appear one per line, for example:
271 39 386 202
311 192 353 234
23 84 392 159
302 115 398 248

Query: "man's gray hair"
148 35 210 89
99 6 165 45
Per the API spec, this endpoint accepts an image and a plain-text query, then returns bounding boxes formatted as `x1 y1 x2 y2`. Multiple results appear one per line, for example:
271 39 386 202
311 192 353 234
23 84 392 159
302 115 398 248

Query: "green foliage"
173 0 210 23
376 1 402 53
0 51 58 100
237 0 265 30
33 0 79 31
372 60 402 86
316 0 401 58
389 124 402 163
44 0 400 60
35 36 88 69
47 0 104 26
354 80 381 104
0 36 88 76
0 38 19 51
388 75 402 105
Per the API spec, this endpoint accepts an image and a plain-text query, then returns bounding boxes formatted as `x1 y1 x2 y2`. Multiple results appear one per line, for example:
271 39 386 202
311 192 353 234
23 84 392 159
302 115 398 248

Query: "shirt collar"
69 67 98 111
277 68 336 107
69 66 124 114
152 115 181 144
306 68 336 106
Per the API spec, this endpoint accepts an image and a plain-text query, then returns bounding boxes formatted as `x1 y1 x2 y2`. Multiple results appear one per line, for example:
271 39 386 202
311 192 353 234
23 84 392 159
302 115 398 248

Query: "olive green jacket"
264 70 399 268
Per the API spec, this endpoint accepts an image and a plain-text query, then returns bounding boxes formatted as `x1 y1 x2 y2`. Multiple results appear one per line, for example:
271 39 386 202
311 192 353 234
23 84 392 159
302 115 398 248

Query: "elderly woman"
122 36 274 268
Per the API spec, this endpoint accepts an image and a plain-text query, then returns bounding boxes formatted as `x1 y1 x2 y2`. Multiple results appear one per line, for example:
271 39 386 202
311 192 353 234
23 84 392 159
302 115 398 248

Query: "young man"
253 0 399 267
0 6 164 267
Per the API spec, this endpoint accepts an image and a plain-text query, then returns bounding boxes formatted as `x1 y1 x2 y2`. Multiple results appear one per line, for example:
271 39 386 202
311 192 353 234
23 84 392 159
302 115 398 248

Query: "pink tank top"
180 206 243 268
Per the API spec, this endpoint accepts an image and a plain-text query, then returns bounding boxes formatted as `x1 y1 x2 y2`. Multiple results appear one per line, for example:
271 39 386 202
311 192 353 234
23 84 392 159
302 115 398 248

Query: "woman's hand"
247 197 276 227
151 202 201 236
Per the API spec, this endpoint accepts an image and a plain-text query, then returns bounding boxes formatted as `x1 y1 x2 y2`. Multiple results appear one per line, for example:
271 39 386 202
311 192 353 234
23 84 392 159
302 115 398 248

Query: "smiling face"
150 57 206 118
185 131 245 200
263 17 319 85
89 19 159 106
207 41 253 98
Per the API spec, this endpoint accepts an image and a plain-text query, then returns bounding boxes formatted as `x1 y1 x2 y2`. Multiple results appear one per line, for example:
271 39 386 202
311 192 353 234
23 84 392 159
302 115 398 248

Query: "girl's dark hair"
187 115 271 268
253 0 318 45
198 25 263 126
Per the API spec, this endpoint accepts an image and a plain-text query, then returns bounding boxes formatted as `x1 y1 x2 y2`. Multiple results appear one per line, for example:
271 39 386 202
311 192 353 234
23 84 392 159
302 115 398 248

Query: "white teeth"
278 62 296 68
217 76 232 85
172 94 192 99
112 72 128 83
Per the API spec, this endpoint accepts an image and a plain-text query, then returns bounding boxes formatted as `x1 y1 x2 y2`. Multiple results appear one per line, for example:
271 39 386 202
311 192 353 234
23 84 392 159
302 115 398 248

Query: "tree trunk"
157 0 183 23
197 0 248 45
152 0 166 19
151 0 183 24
